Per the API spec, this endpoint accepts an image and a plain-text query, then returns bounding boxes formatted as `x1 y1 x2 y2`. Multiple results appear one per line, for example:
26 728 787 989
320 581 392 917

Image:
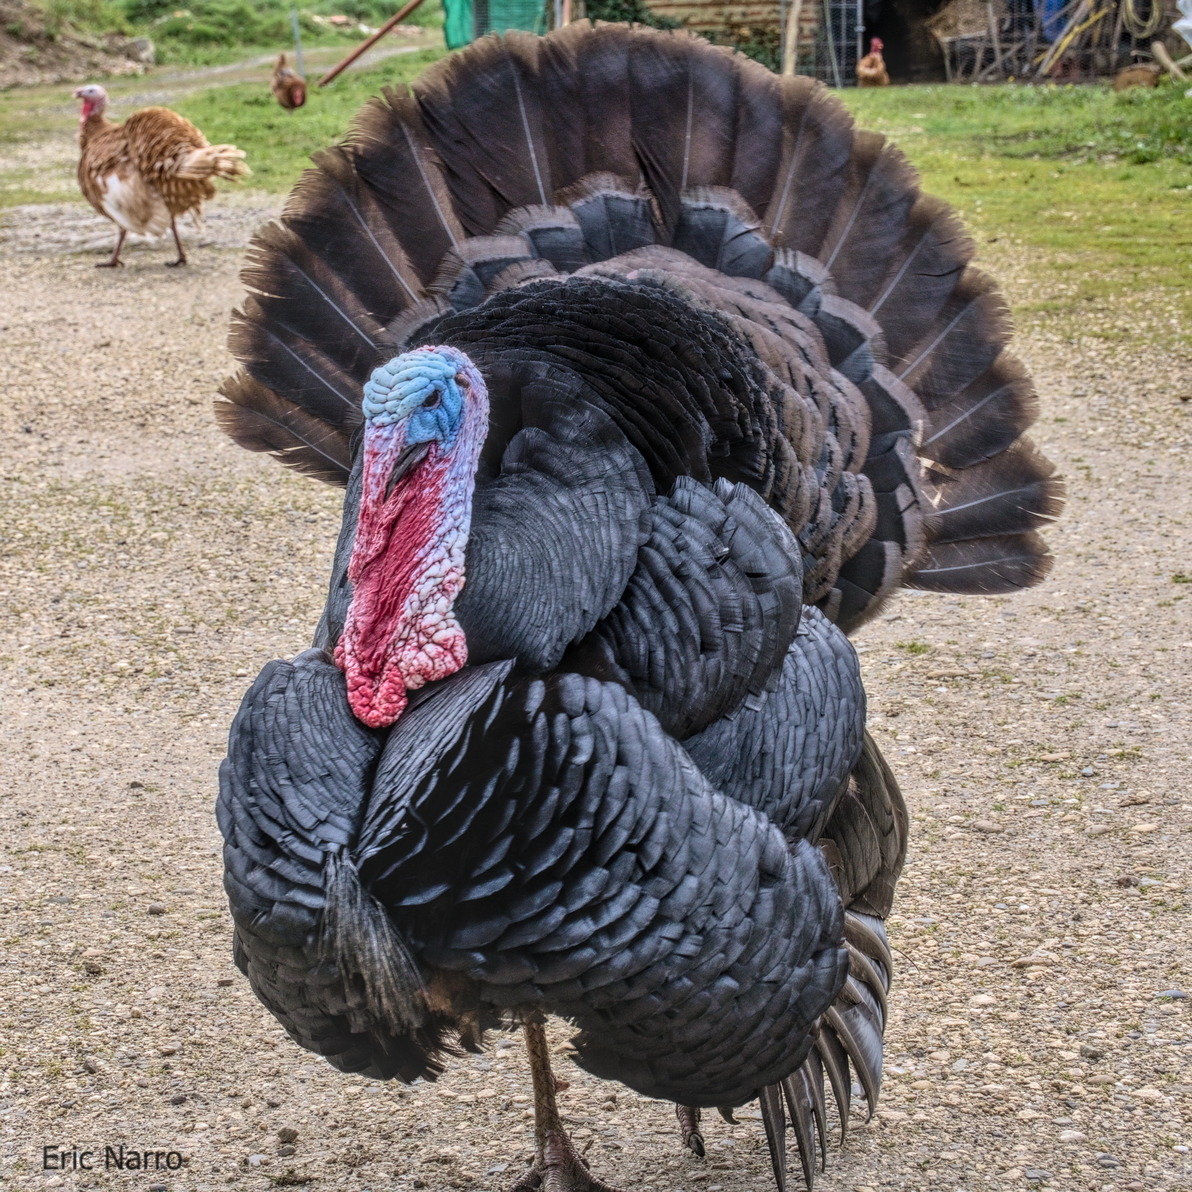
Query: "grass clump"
37 0 130 36
995 83 1192 165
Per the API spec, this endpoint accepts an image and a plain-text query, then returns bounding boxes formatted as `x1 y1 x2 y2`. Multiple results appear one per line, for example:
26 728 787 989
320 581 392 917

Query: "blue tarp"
1039 0 1067 41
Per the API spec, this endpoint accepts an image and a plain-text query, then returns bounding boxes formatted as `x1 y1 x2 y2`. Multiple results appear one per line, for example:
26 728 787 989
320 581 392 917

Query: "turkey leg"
97 228 126 268
676 1105 705 1157
166 216 187 267
506 1011 627 1192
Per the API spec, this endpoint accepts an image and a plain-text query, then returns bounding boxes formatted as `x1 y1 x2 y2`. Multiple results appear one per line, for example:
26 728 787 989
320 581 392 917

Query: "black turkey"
215 24 1062 1191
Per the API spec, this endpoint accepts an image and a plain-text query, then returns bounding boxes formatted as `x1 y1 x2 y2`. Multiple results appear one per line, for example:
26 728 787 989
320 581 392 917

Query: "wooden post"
1110 0 1125 66
782 0 804 74
1152 39 1189 79
985 0 1005 77
290 7 306 80
823 0 843 86
318 0 429 87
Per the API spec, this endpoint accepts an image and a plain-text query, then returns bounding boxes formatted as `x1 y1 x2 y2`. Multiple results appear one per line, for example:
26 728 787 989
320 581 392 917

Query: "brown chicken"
857 36 890 86
271 53 307 111
74 84 249 268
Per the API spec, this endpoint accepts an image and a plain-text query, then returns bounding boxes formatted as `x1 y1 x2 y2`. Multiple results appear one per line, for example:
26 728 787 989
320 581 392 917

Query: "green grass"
896 640 933 655
28 0 443 65
170 48 447 191
840 81 1192 345
840 78 1192 171
144 0 443 68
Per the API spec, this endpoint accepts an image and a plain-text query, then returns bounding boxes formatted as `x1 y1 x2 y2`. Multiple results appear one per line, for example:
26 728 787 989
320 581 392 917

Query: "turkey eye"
424 391 441 410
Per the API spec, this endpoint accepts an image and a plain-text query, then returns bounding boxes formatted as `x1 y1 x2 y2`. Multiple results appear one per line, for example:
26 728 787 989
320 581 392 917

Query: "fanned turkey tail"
217 23 1061 636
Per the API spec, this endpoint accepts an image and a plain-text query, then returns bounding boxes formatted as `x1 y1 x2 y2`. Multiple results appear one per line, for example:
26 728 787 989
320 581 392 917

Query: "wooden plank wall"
643 0 822 58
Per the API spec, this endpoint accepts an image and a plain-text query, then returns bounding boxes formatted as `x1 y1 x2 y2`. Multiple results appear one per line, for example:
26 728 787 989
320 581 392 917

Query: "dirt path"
0 202 1189 1192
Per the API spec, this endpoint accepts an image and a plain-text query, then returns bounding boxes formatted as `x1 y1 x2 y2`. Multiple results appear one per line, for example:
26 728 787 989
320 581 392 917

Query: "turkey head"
73 84 108 121
334 346 489 728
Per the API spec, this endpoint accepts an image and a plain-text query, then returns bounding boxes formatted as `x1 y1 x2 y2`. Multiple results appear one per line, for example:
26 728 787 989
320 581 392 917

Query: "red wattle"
337 434 468 728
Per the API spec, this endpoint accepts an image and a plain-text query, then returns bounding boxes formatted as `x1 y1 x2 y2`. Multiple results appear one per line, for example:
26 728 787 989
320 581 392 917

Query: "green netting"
443 0 474 47
442 0 547 47
483 0 548 34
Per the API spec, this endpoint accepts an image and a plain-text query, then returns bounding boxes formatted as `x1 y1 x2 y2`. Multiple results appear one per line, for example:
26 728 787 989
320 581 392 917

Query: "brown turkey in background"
271 53 307 111
73 84 249 267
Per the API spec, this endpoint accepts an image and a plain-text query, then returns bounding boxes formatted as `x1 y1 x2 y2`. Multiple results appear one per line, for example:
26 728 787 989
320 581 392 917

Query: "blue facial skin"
362 349 465 448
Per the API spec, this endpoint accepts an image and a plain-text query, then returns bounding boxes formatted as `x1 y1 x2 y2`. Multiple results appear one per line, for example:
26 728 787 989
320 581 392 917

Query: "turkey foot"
166 216 188 267
505 1012 627 1192
506 1129 626 1192
97 229 126 267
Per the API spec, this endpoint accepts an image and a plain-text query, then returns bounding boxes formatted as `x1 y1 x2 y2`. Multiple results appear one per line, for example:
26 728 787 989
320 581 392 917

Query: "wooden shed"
643 0 950 79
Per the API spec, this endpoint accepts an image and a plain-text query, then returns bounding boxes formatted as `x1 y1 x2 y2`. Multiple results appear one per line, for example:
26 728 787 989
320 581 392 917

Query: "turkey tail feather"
216 372 353 484
927 438 1065 543
352 89 466 283
413 34 552 234
763 910 893 1185
175 143 249 181
783 1061 827 1186
764 79 854 255
759 1082 790 1192
239 222 384 374
910 531 1054 593
747 731 903 1184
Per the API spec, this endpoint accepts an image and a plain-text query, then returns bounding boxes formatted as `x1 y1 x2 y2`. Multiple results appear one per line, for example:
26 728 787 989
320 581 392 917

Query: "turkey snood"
335 346 489 728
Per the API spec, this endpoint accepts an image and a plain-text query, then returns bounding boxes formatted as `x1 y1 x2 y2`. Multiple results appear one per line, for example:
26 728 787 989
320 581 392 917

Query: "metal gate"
781 0 865 85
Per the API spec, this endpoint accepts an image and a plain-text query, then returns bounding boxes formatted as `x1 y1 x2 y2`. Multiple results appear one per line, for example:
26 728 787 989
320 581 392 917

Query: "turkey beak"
385 439 430 500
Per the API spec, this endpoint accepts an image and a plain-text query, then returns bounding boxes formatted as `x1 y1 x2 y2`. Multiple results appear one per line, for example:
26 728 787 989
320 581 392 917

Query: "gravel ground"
0 196 1189 1192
